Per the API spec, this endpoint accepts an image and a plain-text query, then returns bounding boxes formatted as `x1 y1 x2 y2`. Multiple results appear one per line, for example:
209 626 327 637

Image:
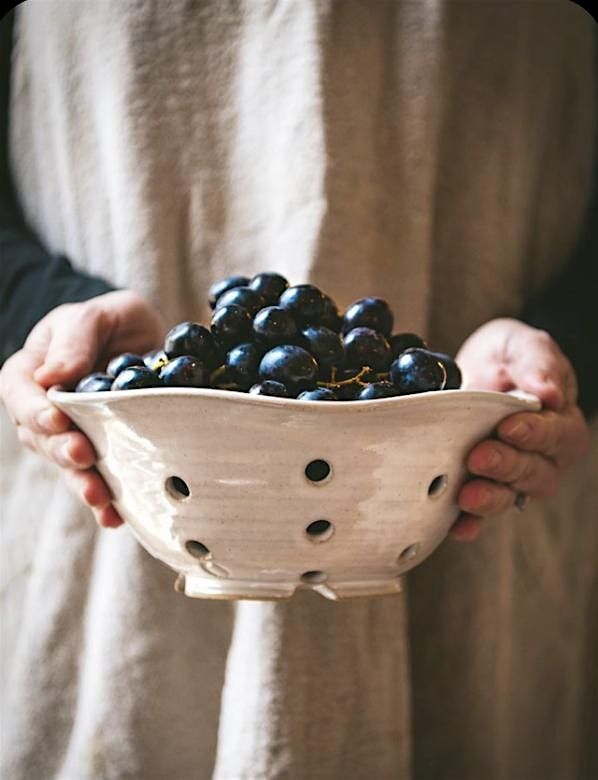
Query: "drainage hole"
166 476 190 499
185 540 210 559
301 570 328 584
305 520 334 542
305 459 331 483
398 543 420 564
427 474 448 498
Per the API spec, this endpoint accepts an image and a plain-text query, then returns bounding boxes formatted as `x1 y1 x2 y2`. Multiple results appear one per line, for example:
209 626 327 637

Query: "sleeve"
0 10 116 366
520 170 598 419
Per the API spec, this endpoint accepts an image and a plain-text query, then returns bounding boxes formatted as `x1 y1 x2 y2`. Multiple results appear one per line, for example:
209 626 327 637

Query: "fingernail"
485 448 502 469
462 486 490 512
61 442 75 464
502 421 531 441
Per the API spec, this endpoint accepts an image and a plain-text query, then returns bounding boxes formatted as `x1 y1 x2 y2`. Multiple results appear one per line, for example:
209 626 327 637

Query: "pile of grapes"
75 273 461 400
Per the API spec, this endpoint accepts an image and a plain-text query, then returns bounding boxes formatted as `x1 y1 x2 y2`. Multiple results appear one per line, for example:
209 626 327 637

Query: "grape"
225 342 265 390
259 345 318 395
165 322 216 365
208 275 250 309
107 353 145 378
249 272 289 304
249 380 290 397
111 367 163 391
343 327 391 371
389 332 427 361
357 381 397 400
342 297 393 337
300 326 343 368
159 356 209 387
210 304 253 349
278 284 326 325
390 348 447 394
75 373 113 392
214 287 266 317
253 306 297 347
429 351 462 390
297 388 337 401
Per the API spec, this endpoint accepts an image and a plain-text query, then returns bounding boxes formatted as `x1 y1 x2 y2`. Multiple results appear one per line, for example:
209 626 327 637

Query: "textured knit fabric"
1 2 597 779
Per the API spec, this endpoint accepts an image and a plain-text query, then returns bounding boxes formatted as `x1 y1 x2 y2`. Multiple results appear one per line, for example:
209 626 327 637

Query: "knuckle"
503 451 528 483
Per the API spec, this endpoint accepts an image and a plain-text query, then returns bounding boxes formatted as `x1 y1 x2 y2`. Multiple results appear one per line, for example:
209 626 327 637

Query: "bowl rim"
48 386 541 413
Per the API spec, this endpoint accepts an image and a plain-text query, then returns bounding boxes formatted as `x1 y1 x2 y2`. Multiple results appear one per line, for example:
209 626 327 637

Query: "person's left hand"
451 318 590 541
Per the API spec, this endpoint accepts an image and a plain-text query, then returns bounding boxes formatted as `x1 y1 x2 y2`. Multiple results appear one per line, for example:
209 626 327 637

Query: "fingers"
467 439 560 498
62 468 124 528
1 351 72 434
498 407 590 469
449 513 484 542
15 428 123 528
458 478 518 516
16 426 96 469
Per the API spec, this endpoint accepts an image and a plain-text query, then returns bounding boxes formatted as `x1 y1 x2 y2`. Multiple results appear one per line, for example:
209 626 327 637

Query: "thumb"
502 336 574 412
33 306 110 389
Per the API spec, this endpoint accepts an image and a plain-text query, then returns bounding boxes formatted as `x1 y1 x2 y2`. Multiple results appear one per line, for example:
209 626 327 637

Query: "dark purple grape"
210 304 253 349
297 387 337 401
143 349 169 373
164 321 216 366
249 272 289 304
341 297 393 337
249 380 290 397
106 353 145 378
389 332 427 361
357 381 398 400
429 351 462 390
208 275 250 309
390 348 447 394
259 345 318 395
214 287 266 317
111 366 163 391
75 373 113 392
278 284 326 326
300 326 343 368
320 294 342 332
210 366 244 391
225 342 266 390
343 327 391 371
334 380 364 401
253 306 297 346
159 356 210 387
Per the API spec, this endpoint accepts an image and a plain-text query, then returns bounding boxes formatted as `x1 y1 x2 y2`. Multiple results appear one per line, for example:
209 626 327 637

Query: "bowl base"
176 573 404 601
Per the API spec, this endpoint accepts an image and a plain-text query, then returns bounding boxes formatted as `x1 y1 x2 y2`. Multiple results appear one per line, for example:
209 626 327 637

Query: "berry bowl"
48 387 540 601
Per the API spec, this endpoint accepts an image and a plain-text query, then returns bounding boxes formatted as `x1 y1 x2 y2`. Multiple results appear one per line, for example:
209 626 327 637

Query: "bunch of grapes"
74 273 462 400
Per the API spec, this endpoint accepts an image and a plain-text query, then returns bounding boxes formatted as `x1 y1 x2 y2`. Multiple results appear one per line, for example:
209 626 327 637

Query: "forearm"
0 10 115 365
0 227 116 363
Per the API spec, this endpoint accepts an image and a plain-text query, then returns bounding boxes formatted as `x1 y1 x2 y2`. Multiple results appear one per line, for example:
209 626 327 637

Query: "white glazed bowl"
49 387 539 601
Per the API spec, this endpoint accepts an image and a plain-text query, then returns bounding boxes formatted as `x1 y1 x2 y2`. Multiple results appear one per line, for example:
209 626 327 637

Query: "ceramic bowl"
48 387 540 601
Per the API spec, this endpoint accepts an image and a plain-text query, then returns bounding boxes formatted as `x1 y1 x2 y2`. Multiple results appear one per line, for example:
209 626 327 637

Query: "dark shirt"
1 11 596 416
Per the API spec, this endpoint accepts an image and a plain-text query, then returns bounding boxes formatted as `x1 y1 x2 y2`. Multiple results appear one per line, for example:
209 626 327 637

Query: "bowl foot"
176 574 403 601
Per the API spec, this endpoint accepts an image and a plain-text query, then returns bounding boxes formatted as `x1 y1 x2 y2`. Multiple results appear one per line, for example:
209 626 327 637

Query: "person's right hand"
0 290 166 528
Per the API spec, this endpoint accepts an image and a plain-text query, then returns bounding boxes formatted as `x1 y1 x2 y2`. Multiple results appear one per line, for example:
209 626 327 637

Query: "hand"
451 318 590 541
0 290 166 528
